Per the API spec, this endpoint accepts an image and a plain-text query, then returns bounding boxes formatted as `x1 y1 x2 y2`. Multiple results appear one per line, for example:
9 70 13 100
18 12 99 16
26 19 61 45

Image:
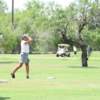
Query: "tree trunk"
61 32 88 67
79 39 88 67
80 45 88 67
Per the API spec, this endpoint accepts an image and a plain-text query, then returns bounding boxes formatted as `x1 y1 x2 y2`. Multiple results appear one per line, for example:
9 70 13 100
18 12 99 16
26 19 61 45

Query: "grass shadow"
68 66 100 69
0 97 10 100
0 61 17 64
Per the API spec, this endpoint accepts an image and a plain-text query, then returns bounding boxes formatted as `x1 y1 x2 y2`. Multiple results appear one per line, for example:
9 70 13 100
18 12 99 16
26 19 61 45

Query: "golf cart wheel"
56 54 59 57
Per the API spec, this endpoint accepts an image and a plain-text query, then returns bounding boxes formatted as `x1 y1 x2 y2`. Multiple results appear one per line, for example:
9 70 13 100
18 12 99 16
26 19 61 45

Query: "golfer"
11 34 32 79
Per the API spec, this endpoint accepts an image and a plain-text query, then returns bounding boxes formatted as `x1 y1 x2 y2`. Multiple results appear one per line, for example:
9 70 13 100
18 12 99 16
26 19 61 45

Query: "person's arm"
25 36 33 44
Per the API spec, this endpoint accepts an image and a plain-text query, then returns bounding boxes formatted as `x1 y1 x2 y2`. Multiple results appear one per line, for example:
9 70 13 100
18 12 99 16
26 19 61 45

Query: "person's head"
22 34 28 41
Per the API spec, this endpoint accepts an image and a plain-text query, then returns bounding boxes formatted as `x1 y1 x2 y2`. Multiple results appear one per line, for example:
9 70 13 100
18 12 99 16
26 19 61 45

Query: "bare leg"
25 63 29 79
11 63 23 78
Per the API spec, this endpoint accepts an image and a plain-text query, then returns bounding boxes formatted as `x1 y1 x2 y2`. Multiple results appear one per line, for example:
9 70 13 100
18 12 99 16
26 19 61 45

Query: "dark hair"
22 35 28 40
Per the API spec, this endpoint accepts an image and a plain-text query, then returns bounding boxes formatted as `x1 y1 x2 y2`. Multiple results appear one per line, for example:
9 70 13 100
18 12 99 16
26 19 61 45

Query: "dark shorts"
20 53 29 64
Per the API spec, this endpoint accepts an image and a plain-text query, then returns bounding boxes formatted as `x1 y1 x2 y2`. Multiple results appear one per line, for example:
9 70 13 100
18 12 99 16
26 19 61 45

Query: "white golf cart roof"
58 44 70 47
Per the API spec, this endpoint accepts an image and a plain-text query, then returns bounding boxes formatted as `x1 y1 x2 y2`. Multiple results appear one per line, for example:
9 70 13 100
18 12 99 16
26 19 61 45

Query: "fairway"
0 52 100 100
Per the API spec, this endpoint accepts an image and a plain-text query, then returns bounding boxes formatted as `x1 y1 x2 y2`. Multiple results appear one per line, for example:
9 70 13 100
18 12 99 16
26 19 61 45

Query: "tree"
0 0 100 56
0 0 7 13
46 0 100 67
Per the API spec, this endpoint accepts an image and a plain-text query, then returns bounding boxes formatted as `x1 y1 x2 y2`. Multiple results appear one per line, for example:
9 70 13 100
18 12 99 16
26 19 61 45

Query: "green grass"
0 52 100 100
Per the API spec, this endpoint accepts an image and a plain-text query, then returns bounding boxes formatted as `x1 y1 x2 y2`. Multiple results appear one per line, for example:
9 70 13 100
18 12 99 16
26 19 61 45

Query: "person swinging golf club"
11 34 32 79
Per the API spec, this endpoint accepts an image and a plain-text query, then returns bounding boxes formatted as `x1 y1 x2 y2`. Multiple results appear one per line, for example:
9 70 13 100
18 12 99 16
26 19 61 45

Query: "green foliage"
1 26 17 53
0 0 7 13
0 0 100 53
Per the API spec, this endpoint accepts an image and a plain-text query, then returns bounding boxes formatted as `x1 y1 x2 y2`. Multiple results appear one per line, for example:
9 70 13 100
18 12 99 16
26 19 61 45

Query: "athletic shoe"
11 73 15 79
26 76 29 79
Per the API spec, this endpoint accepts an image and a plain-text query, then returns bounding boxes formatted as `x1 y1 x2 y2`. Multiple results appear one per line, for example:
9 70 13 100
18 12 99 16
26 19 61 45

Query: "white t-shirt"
21 40 29 53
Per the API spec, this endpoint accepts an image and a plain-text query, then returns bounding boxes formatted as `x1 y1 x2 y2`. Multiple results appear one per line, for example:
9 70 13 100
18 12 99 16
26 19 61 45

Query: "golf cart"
56 44 70 57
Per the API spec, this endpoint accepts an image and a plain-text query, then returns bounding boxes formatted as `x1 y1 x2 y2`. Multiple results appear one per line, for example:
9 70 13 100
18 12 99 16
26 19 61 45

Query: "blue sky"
4 0 75 11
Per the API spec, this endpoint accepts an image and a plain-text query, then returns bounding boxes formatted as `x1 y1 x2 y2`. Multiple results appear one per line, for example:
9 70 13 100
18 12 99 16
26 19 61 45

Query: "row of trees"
0 0 100 54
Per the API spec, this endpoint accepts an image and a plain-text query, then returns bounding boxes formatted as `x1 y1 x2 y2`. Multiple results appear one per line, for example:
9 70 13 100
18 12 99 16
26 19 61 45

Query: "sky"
4 0 75 12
